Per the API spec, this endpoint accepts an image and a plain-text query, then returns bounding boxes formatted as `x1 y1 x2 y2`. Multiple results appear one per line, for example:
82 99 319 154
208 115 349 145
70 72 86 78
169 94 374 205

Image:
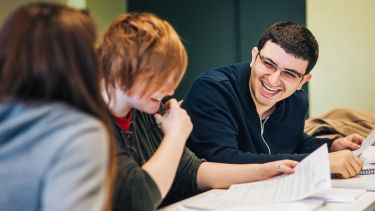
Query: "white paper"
353 130 375 156
222 203 310 211
181 202 311 211
180 193 314 211
311 188 366 203
360 146 375 164
220 144 331 202
332 165 375 191
183 193 223 210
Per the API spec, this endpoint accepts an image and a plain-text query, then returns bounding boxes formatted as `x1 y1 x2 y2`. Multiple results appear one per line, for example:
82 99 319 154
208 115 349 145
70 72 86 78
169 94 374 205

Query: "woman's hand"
260 160 299 180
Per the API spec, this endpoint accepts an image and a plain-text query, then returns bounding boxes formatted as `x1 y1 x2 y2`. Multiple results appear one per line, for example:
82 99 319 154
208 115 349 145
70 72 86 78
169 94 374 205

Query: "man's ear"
298 73 312 90
250 47 258 67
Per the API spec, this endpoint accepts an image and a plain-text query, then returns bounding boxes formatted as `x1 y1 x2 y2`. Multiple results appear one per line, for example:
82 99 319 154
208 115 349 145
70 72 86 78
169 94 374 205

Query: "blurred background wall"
0 0 126 33
1 0 373 116
307 0 375 116
127 0 306 101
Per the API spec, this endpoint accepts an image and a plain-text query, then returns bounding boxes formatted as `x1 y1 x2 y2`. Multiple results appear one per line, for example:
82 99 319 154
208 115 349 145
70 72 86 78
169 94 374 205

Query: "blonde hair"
98 12 188 97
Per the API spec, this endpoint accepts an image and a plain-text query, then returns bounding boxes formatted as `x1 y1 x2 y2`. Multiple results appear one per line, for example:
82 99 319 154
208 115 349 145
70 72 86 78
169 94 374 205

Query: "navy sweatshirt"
183 62 332 164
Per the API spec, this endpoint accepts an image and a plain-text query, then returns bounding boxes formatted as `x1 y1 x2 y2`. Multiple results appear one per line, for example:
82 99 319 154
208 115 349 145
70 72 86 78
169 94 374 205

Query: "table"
160 189 375 211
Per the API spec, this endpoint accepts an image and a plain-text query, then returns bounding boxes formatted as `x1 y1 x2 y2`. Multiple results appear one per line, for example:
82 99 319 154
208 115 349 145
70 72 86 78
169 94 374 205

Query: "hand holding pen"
154 99 192 142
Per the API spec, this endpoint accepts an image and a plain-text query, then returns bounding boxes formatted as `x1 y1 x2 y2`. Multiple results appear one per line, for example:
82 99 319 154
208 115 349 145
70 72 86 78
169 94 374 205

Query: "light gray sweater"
0 101 109 211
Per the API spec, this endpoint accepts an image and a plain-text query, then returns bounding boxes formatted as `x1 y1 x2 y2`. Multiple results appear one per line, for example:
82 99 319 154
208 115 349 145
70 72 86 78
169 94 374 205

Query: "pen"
150 99 184 131
162 99 183 117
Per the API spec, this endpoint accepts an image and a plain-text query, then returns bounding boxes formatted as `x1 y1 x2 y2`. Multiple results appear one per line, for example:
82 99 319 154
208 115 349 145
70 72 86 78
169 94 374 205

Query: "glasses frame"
257 52 305 82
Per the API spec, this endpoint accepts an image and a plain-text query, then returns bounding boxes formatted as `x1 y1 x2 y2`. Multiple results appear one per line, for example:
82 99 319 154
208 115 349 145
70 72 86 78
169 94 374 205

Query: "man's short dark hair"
257 22 319 74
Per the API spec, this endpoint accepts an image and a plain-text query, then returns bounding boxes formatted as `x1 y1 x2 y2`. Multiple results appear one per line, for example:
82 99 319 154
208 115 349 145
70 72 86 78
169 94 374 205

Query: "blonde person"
0 2 115 211
98 12 298 211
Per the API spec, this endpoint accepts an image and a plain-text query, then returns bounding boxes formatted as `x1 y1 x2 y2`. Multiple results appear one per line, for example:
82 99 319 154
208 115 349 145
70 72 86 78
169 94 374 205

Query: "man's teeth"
262 82 279 93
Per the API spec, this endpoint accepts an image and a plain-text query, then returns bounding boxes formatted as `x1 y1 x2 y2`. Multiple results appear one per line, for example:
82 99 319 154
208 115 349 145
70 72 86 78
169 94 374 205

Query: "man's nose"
267 69 282 86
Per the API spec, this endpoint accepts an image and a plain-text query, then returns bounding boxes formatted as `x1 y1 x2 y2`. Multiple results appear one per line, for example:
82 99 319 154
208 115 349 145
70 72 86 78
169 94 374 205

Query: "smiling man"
183 22 364 179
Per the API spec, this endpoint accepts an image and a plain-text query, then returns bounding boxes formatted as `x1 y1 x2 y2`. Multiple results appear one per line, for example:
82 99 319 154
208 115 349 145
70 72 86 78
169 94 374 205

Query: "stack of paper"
220 144 331 202
181 140 372 211
181 145 332 210
311 188 365 203
180 193 324 211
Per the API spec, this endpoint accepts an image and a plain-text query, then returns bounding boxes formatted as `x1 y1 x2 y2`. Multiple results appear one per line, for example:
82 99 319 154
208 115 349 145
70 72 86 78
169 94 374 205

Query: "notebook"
353 130 375 175
359 167 375 175
332 164 375 190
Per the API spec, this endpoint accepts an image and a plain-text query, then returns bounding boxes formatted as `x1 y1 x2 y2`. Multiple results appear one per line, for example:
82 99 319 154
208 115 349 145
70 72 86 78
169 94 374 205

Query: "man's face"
249 41 311 111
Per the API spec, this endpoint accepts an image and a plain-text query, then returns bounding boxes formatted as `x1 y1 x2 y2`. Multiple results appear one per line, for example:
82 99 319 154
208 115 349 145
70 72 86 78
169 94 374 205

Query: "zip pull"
259 116 271 154
260 120 265 136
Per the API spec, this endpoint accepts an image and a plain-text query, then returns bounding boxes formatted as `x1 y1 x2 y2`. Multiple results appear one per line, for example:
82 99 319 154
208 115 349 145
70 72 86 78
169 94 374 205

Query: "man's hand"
329 150 363 179
331 134 364 152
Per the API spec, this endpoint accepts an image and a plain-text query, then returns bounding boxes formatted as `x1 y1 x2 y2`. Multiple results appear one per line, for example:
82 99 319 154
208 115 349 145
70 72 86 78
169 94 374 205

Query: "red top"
113 112 132 131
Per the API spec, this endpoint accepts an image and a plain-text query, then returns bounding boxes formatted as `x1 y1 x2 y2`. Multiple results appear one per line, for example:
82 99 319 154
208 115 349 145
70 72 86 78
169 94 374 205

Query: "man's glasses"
257 52 305 82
